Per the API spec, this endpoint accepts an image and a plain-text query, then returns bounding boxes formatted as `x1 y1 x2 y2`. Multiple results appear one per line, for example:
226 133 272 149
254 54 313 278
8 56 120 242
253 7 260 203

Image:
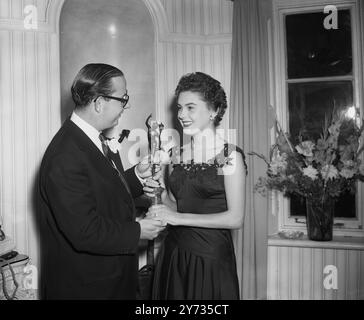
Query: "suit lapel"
107 150 133 197
64 119 135 213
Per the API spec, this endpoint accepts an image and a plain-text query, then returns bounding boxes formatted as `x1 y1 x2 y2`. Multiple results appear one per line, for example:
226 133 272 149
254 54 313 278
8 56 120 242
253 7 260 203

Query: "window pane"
288 81 356 218
290 192 356 218
288 81 353 141
286 10 352 79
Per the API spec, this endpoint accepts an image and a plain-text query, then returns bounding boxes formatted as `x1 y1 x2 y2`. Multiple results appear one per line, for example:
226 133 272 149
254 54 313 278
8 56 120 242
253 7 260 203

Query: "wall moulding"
0 19 52 33
274 0 356 9
0 0 232 41
142 0 232 44
161 33 232 45
0 0 65 33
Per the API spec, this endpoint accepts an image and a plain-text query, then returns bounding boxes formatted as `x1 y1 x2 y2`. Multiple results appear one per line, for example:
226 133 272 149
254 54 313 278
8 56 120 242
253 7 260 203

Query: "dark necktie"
99 133 132 196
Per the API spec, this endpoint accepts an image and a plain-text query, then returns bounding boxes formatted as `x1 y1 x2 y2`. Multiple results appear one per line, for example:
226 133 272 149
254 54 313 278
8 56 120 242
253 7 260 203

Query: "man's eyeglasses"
95 94 129 109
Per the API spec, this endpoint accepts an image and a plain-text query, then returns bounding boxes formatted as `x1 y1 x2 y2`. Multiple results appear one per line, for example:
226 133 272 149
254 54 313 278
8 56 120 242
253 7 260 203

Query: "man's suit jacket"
38 118 143 299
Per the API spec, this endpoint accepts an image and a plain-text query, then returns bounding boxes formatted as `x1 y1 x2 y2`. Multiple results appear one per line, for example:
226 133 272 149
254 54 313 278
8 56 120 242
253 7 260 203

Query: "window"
272 0 364 236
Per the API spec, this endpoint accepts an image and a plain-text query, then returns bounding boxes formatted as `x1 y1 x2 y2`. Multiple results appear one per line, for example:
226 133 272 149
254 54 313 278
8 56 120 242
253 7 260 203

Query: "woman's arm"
148 151 246 229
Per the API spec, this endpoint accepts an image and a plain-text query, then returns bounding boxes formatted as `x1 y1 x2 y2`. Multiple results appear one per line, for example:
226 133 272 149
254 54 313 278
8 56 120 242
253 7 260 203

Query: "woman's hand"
143 175 167 199
135 155 161 179
142 166 168 200
146 204 180 226
136 150 170 179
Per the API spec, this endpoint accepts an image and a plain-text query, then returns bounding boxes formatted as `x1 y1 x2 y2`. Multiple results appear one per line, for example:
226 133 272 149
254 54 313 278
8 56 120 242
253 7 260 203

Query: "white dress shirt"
70 112 104 155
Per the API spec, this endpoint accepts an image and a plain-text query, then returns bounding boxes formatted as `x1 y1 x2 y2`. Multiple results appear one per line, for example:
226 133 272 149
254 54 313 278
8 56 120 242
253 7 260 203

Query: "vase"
306 196 334 241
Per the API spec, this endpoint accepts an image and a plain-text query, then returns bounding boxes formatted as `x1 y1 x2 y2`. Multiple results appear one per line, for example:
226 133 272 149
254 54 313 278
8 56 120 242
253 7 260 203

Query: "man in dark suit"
38 63 165 299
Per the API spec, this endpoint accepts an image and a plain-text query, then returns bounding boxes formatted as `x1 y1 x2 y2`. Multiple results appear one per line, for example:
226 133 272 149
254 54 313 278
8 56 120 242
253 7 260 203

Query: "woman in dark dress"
148 72 247 300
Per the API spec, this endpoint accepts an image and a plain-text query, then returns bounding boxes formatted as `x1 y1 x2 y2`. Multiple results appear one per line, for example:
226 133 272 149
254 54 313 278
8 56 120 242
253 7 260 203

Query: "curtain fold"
230 0 271 300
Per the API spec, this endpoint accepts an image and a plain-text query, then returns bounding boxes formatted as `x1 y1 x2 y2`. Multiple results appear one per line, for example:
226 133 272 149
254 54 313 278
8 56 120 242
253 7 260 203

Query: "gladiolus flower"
302 165 319 180
296 141 315 157
321 165 338 180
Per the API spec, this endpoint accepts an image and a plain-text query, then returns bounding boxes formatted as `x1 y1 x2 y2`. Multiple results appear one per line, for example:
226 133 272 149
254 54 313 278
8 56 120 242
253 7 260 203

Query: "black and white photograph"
0 0 363 308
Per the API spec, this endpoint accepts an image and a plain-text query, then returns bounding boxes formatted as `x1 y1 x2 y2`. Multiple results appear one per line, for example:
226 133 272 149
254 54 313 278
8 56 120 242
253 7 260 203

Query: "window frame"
272 0 364 237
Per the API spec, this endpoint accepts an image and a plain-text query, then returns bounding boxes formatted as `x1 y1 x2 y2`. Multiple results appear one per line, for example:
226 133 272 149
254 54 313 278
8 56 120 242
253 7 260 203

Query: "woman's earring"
210 115 215 121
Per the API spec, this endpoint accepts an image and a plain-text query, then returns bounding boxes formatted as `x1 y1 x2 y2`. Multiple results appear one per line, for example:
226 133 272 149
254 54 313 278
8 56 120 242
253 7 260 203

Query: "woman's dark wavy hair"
71 63 124 108
175 72 227 126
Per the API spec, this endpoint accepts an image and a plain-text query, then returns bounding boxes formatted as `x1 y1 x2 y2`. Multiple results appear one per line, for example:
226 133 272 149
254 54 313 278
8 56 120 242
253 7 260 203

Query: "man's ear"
94 97 103 113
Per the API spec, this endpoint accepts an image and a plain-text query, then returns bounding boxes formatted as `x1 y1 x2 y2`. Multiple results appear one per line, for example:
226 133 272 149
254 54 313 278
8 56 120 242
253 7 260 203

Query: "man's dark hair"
71 63 124 108
175 72 227 126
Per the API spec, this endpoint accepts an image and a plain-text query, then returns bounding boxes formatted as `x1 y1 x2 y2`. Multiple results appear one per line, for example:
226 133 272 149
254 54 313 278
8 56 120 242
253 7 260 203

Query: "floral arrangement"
250 110 364 201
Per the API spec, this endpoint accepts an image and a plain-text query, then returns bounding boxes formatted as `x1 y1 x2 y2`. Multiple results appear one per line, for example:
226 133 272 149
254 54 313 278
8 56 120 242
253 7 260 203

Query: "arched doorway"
59 0 156 167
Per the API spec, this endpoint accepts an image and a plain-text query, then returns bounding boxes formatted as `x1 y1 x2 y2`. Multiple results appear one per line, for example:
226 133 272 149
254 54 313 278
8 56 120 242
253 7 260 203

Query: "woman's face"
177 91 215 136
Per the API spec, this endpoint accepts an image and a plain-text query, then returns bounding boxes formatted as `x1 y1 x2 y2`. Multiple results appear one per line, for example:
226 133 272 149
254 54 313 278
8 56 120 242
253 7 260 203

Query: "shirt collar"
70 112 103 153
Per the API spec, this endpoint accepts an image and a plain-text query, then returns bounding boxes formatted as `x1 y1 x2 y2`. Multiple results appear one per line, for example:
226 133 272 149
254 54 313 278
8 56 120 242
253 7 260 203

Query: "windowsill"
268 234 364 250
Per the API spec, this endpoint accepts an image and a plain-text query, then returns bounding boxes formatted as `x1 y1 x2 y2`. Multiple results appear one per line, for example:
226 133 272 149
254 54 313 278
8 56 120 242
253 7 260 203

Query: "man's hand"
138 217 166 240
146 204 179 226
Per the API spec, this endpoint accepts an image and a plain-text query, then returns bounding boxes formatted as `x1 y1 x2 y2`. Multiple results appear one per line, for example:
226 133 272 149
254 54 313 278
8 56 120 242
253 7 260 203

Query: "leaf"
248 151 269 165
357 145 364 157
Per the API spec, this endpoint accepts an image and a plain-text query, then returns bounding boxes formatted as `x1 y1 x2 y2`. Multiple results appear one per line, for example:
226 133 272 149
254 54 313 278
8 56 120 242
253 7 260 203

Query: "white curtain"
230 0 272 300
